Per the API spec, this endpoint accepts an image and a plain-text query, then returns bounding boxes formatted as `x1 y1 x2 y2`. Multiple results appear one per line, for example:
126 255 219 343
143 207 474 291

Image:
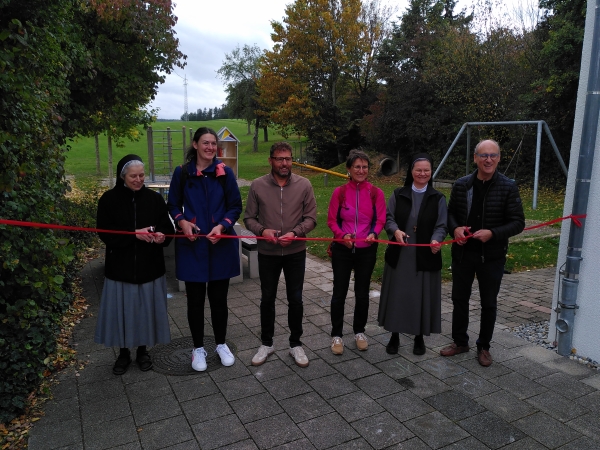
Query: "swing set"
433 121 568 209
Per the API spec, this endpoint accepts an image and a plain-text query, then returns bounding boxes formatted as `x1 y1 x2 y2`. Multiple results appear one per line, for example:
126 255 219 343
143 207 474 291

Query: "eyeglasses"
271 157 292 163
476 153 499 160
352 165 368 170
413 169 431 174
201 141 217 147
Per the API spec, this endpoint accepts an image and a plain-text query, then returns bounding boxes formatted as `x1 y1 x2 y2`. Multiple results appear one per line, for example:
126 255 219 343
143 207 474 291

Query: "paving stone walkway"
28 252 600 450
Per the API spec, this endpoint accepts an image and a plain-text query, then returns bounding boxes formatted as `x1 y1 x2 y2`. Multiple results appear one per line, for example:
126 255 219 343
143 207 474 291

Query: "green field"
65 119 294 180
65 119 566 282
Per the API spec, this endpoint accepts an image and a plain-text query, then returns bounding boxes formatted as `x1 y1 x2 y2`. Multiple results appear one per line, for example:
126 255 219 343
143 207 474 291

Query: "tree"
258 0 391 165
526 0 585 155
0 0 183 422
365 0 472 164
63 0 184 177
218 44 264 153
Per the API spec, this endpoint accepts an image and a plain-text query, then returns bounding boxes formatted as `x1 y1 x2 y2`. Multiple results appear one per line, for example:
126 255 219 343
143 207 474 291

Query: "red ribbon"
0 214 586 247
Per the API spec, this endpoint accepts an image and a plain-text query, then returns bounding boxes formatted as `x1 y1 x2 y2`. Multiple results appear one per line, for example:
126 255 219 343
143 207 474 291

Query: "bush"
0 179 101 423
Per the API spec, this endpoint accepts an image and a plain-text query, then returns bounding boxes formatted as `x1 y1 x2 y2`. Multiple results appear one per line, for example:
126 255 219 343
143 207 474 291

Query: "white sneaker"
215 343 235 367
289 346 309 368
191 347 207 372
251 345 274 366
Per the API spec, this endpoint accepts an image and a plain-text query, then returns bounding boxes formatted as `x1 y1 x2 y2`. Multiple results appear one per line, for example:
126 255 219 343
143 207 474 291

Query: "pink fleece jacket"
327 180 386 248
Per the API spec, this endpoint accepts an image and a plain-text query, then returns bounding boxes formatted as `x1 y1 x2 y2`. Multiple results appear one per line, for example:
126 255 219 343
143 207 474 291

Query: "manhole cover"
149 336 237 375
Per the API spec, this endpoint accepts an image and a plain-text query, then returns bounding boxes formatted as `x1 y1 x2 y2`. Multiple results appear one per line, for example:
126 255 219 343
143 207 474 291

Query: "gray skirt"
377 245 442 336
94 275 171 348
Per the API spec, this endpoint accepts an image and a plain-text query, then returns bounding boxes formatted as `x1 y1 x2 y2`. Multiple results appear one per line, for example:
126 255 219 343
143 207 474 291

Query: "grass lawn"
65 119 566 282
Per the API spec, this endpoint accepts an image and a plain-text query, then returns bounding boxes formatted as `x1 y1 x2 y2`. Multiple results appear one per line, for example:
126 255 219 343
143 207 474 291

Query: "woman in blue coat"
167 127 242 371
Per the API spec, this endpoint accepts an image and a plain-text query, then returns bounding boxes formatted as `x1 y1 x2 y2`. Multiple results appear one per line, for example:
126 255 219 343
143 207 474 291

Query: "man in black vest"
440 140 525 366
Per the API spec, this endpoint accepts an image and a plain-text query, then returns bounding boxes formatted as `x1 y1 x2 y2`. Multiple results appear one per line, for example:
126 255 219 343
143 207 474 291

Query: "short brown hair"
269 142 293 157
346 149 370 169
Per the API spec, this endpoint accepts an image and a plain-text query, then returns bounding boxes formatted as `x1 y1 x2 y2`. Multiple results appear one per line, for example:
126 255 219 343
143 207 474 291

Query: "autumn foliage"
254 0 580 183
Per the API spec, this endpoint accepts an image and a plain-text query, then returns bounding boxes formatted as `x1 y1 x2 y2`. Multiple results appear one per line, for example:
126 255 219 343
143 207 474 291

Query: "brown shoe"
440 343 470 357
331 337 344 355
355 333 368 351
477 348 493 367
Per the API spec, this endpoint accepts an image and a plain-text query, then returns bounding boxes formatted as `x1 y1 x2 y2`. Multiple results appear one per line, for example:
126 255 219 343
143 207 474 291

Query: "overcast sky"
148 0 533 120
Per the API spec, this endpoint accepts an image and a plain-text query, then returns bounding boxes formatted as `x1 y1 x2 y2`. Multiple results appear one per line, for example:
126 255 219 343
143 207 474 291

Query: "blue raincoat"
167 158 242 282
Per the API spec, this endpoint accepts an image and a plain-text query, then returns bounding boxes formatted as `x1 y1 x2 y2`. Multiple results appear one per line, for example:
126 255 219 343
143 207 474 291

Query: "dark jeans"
451 252 506 350
258 250 306 348
330 243 378 337
186 279 230 348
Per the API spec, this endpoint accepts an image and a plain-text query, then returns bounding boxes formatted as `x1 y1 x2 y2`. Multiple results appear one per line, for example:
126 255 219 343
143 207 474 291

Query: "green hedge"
0 176 100 423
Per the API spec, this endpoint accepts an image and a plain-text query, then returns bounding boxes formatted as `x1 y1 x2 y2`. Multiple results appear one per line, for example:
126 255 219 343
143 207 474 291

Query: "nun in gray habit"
377 153 447 355
95 154 174 375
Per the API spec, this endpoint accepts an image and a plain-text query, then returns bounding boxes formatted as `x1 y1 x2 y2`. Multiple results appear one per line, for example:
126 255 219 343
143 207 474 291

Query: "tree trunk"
263 126 268 142
95 134 101 175
253 117 260 153
247 120 251 135
107 132 114 188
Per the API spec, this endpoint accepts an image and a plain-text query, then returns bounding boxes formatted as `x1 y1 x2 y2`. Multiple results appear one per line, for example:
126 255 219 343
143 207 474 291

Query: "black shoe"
386 334 399 355
413 335 426 355
113 350 131 375
136 349 153 372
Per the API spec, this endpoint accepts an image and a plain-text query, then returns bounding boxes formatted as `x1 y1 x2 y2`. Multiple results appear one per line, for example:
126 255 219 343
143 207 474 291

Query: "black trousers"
330 243 378 337
258 250 306 348
186 279 230 348
451 252 505 350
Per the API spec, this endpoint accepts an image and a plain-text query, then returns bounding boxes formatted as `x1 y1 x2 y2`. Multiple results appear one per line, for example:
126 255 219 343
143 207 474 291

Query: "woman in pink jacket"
327 150 387 354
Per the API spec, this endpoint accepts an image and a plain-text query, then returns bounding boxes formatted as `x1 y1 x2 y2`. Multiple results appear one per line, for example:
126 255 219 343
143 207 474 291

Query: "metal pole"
167 127 173 176
556 0 600 355
182 126 187 165
147 126 155 182
466 121 542 126
542 121 569 176
433 123 467 179
533 121 543 210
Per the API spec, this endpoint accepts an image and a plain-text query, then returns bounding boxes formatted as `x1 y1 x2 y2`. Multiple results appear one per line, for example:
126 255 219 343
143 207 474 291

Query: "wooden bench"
145 181 170 201
239 228 259 279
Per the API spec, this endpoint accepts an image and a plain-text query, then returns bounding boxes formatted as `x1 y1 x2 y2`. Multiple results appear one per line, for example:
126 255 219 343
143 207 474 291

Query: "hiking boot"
289 346 309 367
191 347 207 372
215 343 235 367
251 345 274 366
355 333 368 351
331 337 344 355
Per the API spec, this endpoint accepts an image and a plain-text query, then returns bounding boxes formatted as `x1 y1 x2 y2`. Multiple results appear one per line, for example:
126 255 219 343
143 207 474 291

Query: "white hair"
120 160 144 179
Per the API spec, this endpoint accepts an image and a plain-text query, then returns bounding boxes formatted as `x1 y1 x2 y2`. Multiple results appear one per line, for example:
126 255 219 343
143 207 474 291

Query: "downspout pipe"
556 0 600 356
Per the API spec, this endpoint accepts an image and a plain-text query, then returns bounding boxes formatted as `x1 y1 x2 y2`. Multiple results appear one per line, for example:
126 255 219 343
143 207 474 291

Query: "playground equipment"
146 126 239 182
292 161 349 179
434 120 568 209
292 161 349 186
216 127 239 178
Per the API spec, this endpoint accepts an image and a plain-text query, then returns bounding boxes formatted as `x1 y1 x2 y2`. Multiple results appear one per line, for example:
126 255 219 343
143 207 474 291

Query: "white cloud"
149 0 292 119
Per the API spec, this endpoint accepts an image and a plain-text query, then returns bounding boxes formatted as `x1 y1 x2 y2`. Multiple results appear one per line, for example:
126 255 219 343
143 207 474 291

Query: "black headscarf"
115 154 143 188
404 152 434 187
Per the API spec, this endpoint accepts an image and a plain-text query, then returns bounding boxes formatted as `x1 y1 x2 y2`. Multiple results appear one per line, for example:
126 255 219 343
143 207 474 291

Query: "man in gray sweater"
244 142 317 367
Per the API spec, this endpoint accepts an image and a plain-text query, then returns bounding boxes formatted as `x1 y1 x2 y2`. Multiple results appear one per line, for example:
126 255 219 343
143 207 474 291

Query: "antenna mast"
183 74 188 121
